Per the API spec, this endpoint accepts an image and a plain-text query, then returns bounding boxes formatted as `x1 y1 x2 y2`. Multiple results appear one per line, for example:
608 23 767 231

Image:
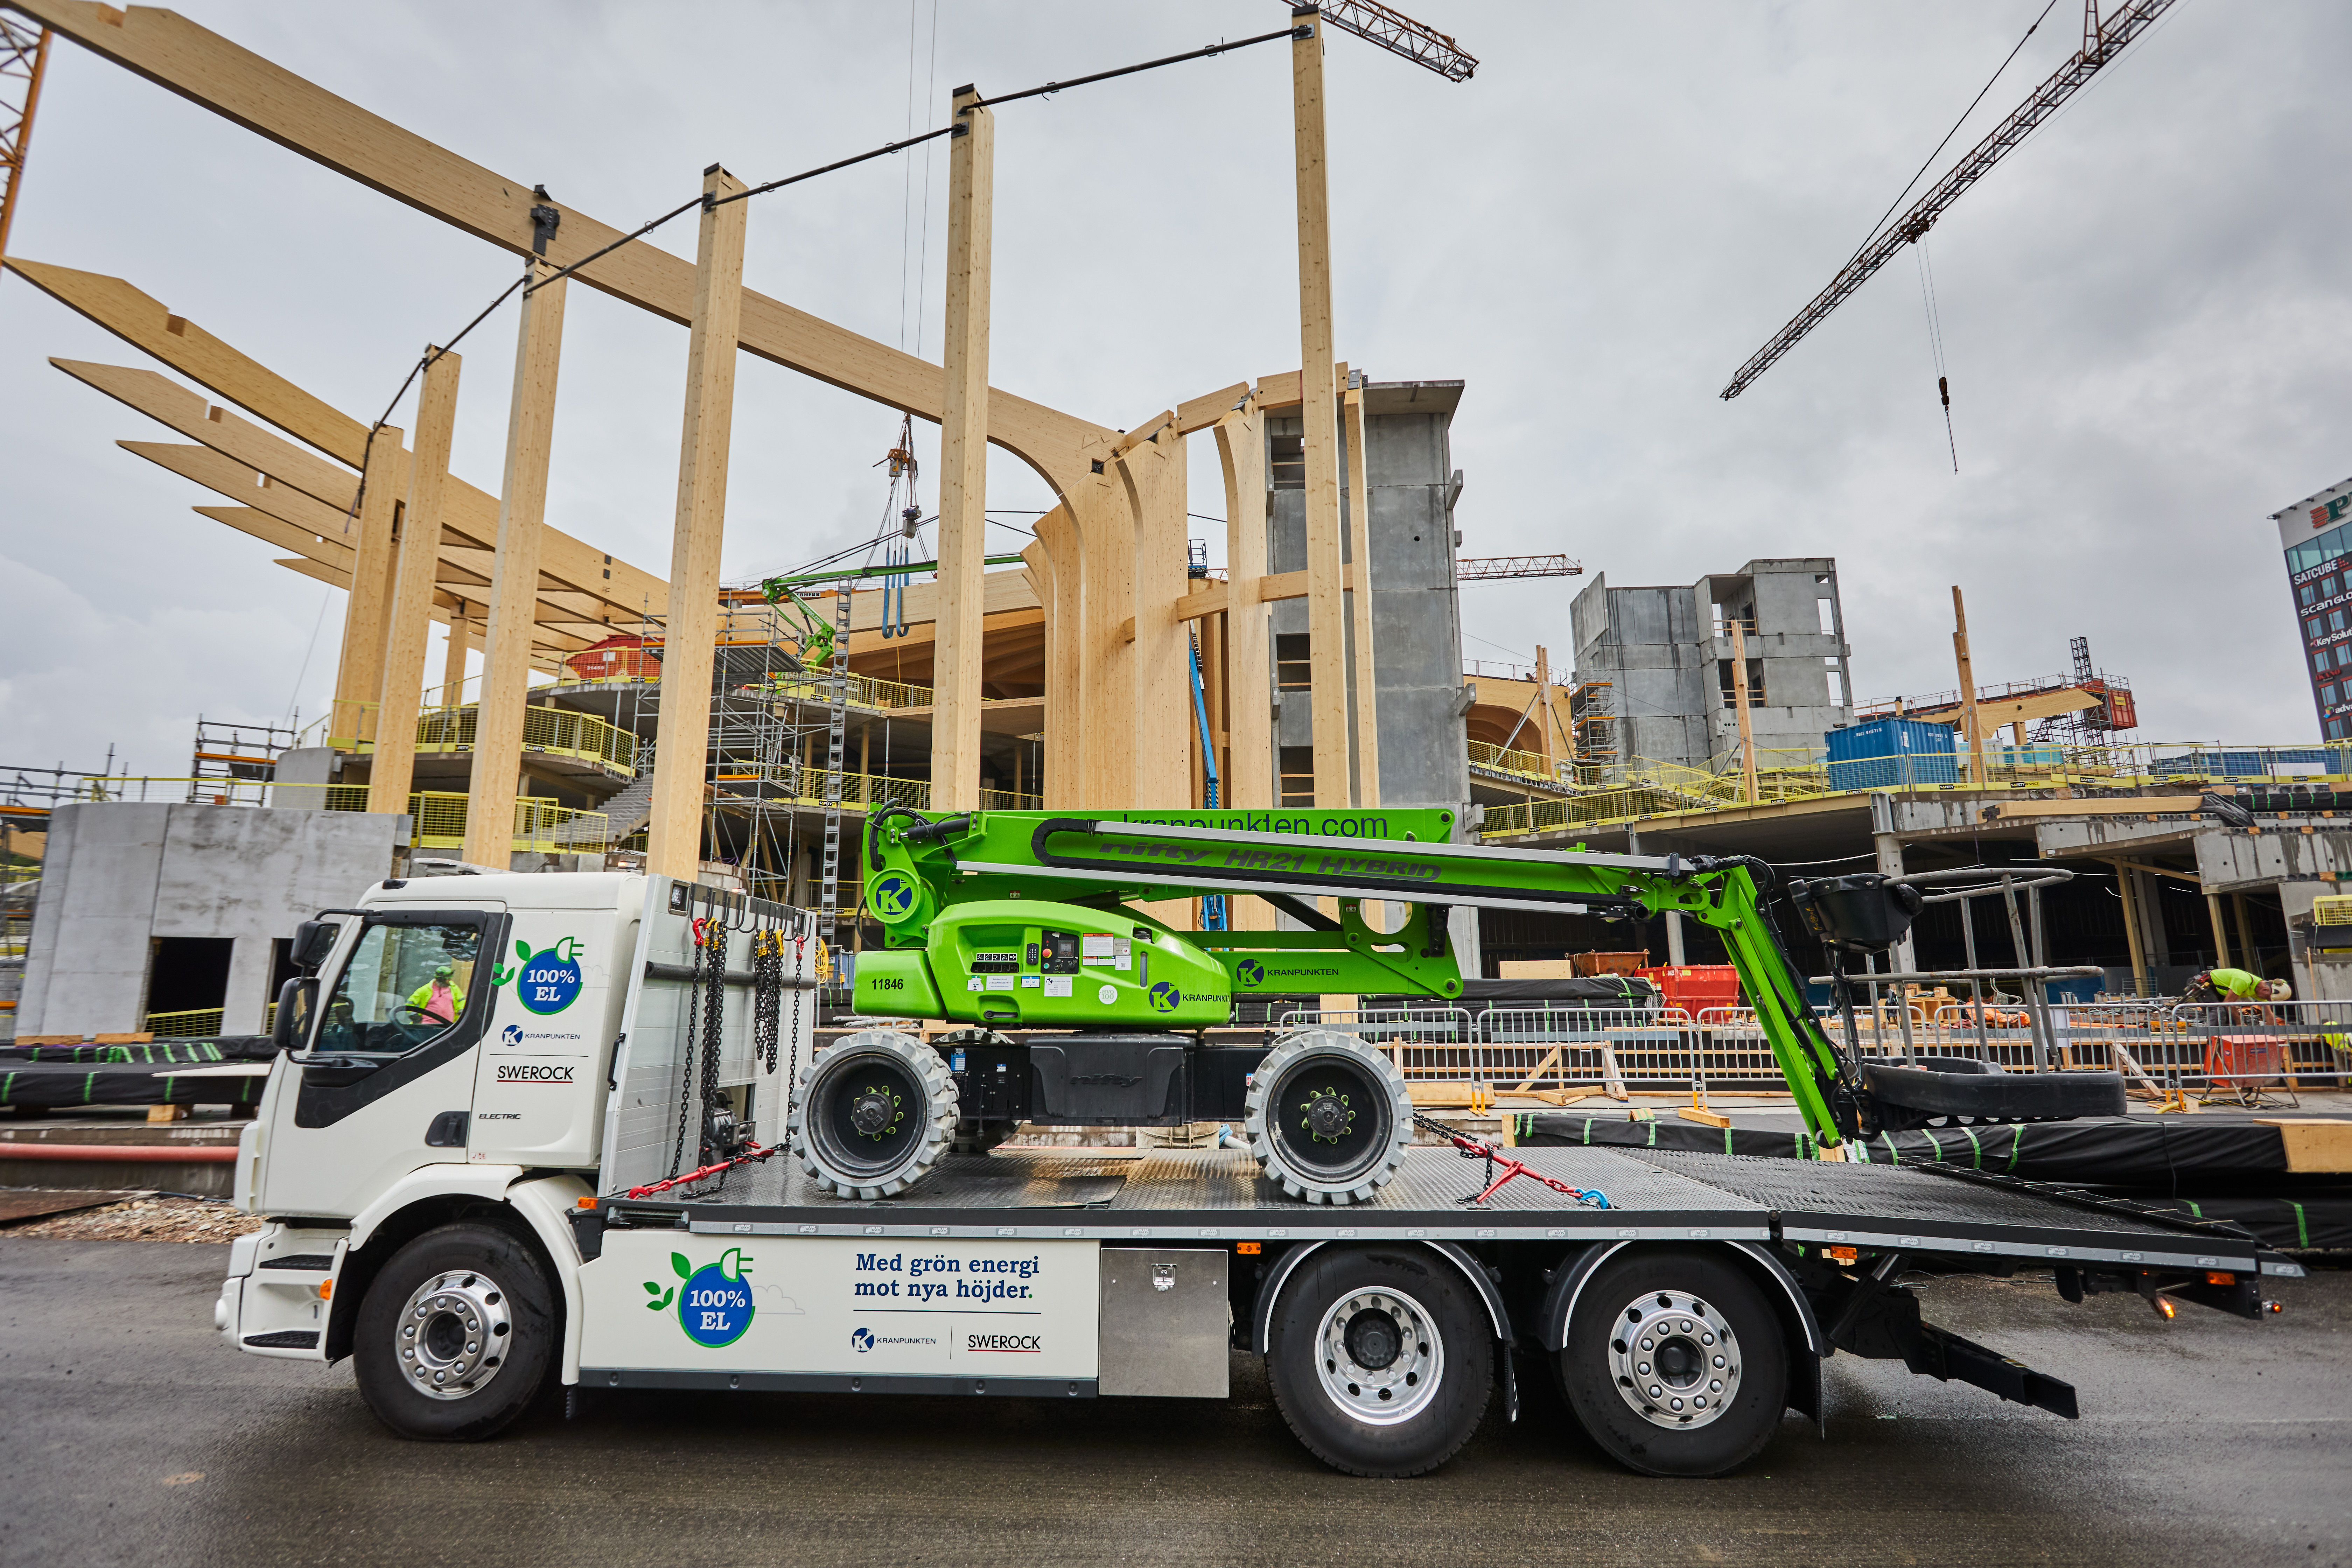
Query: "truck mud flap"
1900 1322 2078 1420
1823 1266 2078 1420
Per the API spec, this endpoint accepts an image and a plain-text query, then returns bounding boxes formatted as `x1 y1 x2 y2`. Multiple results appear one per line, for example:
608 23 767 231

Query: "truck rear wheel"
788 1028 959 1199
1245 1029 1412 1205
1266 1245 1493 1477
1555 1247 1786 1477
352 1222 556 1442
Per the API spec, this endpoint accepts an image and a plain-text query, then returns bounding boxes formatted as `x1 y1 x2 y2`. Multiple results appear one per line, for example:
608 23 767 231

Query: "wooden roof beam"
4 2 1109 496
17 264 668 615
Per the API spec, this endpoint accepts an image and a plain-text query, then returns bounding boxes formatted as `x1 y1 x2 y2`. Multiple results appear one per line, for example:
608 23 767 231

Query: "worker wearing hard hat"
2186 968 2291 1005
406 962 466 1024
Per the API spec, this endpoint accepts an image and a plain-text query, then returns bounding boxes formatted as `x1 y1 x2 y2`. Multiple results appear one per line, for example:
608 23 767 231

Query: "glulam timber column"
1069 447 1137 805
1117 420 1192 809
1215 397 1272 813
439 599 470 706
1291 8 1350 807
1030 503 1084 807
1215 396 1275 930
1342 376 1379 805
367 348 460 815
645 165 748 882
932 85 994 812
463 259 568 869
329 422 402 750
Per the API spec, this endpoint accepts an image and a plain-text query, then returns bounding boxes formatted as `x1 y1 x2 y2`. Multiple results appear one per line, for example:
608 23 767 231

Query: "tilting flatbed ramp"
598 1146 2260 1270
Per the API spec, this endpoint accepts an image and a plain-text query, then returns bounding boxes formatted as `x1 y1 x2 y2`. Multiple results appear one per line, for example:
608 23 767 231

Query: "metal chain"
751 928 783 1075
787 922 807 1094
668 915 712 1180
698 919 728 1165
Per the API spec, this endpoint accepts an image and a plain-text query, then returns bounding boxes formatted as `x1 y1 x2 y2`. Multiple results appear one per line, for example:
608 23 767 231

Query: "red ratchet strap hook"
626 1139 783 1200
1413 1113 1610 1209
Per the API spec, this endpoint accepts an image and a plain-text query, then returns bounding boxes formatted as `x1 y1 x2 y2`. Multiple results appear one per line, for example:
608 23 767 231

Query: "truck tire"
1245 1029 1412 1205
1554 1247 1787 1477
351 1222 556 1442
788 1028 959 1199
1265 1245 1493 1477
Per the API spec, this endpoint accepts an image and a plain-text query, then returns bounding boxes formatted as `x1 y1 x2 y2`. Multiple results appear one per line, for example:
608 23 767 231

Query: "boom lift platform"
218 814 2297 1480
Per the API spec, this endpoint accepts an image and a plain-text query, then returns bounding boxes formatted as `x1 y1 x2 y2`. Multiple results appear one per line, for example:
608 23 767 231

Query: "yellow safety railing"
146 1007 225 1038
706 768 1038 815
324 703 636 773
1467 740 1563 783
403 791 611 852
544 657 937 713
746 670 935 710
1480 741 2352 838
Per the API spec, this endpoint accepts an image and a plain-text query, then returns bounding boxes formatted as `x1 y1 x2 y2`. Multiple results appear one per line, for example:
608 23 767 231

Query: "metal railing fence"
1481 740 2352 837
1269 997 2350 1101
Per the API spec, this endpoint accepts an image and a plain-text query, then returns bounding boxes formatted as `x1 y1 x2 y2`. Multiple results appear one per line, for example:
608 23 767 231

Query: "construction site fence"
1273 999 2346 1099
309 701 636 773
1479 740 2352 836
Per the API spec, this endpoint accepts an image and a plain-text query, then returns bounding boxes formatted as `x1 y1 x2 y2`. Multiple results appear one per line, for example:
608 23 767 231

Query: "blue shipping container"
1825 718 1960 791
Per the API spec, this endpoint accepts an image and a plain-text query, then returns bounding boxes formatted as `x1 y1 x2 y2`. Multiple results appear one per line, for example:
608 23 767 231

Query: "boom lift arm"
856 809 1863 1148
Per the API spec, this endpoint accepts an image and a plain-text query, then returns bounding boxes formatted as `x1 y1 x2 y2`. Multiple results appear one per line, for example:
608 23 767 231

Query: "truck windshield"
314 922 482 1054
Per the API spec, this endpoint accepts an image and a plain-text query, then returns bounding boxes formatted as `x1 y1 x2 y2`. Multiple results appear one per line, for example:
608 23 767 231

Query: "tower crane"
1721 0 2175 400
1292 0 1476 82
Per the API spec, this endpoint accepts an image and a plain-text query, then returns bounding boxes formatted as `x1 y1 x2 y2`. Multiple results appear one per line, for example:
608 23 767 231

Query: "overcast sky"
3 0 2345 780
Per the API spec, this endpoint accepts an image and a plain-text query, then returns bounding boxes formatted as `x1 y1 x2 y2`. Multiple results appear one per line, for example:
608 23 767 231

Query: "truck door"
259 906 509 1218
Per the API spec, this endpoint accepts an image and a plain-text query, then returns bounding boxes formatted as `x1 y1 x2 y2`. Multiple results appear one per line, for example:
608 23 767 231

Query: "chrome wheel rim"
1314 1287 1443 1426
1607 1288 1738 1429
397 1268 512 1401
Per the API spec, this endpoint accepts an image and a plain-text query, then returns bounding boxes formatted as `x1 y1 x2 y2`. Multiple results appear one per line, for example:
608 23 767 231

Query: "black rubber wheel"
1265 1246 1492 1477
1555 1248 1786 1477
352 1222 558 1441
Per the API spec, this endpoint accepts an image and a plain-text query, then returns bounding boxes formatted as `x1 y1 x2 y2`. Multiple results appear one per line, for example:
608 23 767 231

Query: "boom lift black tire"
1554 1247 1786 1477
788 1028 960 1199
1265 1245 1493 1477
1245 1029 1413 1205
352 1222 557 1442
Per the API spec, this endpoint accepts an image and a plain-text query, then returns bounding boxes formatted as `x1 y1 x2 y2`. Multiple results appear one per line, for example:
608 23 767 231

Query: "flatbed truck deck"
219 864 2300 1480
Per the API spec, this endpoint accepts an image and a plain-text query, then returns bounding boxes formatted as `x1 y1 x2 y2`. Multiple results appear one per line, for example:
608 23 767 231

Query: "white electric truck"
219 851 2297 1479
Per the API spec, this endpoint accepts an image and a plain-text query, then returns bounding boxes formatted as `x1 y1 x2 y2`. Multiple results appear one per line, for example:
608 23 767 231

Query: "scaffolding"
189 716 296 805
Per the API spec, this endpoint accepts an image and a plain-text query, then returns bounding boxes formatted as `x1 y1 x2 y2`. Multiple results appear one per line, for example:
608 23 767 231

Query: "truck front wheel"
352 1222 557 1441
1265 1246 1493 1477
1555 1247 1786 1477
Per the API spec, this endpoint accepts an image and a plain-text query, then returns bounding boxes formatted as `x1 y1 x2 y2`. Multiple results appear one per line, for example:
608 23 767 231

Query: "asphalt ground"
1 1238 2345 1568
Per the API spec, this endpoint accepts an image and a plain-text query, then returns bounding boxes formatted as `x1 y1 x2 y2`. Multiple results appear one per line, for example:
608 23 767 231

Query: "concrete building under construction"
1569 558 1855 772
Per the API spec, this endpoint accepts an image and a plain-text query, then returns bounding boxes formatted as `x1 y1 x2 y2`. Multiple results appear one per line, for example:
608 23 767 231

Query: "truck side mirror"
1789 874 1924 955
291 920 341 970
272 977 316 1052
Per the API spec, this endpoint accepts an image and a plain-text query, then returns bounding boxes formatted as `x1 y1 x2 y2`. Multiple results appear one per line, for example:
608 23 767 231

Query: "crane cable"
1916 240 1959 473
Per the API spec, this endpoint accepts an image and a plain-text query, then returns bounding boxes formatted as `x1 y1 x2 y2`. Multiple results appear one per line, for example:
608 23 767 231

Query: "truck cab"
218 871 796 1437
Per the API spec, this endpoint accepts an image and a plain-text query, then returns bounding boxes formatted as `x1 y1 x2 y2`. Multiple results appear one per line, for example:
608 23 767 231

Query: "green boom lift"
780 807 2118 1202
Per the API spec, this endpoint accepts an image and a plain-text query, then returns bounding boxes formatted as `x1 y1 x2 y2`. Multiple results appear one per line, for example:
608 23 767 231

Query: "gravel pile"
4 1195 267 1242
